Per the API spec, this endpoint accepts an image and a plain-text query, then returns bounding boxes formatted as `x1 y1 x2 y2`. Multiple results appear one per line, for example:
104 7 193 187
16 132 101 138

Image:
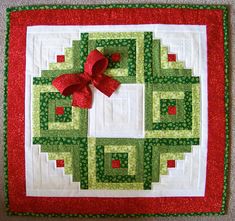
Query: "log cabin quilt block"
3 4 229 217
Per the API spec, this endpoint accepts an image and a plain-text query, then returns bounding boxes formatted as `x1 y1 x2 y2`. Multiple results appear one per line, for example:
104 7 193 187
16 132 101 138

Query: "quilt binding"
3 3 230 218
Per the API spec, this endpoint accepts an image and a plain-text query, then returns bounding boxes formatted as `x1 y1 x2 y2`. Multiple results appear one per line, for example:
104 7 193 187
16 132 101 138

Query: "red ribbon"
52 50 120 108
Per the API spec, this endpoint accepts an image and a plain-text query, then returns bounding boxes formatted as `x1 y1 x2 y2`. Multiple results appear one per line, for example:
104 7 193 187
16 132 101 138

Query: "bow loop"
84 49 108 76
52 74 82 96
52 50 120 108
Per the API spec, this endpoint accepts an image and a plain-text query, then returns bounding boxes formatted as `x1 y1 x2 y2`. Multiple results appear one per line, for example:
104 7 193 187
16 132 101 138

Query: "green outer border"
3 4 10 216
3 3 230 218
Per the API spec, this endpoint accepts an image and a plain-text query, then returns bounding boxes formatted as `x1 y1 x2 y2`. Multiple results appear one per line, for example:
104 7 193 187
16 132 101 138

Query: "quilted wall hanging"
3 4 229 217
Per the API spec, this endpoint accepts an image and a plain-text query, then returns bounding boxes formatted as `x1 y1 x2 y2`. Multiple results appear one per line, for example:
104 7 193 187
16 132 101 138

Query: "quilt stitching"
3 4 229 217
32 31 200 190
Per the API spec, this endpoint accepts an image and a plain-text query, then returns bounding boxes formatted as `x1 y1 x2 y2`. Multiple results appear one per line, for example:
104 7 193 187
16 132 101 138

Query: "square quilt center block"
88 84 144 138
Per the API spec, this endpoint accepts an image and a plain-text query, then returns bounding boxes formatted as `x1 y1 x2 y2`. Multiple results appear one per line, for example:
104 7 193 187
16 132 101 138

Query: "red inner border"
7 8 225 215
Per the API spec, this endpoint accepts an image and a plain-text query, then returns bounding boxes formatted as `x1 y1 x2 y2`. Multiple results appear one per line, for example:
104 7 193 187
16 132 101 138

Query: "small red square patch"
56 160 64 167
112 160 120 168
167 160 176 168
168 54 177 62
111 53 121 62
168 106 177 115
55 107 64 115
56 55 65 63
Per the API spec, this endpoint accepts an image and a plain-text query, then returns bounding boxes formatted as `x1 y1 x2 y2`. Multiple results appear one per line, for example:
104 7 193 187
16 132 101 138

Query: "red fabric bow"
52 50 120 108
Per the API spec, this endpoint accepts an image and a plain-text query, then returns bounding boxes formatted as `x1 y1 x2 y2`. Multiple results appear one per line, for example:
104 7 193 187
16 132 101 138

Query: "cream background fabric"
25 24 207 197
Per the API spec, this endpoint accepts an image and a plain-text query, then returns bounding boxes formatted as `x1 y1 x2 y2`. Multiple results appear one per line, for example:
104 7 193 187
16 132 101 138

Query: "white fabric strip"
25 24 207 197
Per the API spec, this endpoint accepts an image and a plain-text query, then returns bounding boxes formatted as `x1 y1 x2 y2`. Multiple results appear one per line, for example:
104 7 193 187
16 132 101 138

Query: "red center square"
55 106 64 115
56 159 64 167
168 105 177 115
168 54 177 62
167 160 176 168
56 55 65 63
112 160 121 168
111 53 121 62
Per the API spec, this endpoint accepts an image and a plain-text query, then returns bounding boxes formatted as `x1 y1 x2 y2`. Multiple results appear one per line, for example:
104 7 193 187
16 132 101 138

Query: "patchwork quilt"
3 4 229 217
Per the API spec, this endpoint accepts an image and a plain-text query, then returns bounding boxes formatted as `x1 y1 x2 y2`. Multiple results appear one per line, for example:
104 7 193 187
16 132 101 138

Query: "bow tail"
72 86 92 108
94 75 120 97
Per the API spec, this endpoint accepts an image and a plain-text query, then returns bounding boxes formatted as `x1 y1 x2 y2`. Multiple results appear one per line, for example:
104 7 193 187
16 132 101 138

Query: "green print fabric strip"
32 31 200 190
